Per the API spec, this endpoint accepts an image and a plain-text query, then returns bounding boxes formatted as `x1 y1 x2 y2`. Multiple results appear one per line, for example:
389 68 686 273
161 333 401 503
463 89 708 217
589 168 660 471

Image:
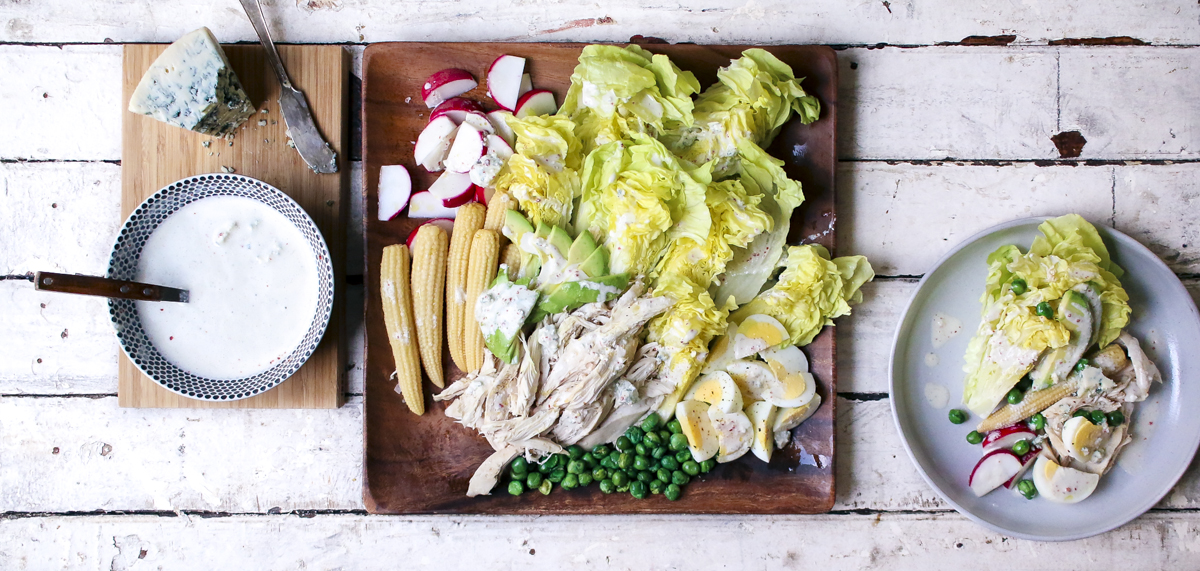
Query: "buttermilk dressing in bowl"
134 195 319 380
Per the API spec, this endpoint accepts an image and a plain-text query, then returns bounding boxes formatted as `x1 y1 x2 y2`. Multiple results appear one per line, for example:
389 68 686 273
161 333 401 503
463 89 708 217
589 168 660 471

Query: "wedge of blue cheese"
128 27 255 137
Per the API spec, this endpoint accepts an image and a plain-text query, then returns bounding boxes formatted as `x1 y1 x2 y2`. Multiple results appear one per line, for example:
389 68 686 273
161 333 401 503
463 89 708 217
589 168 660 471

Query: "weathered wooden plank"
836 279 915 395
3 0 1199 45
5 511 1200 570
838 162 1116 277
1061 48 1200 161
1114 164 1200 274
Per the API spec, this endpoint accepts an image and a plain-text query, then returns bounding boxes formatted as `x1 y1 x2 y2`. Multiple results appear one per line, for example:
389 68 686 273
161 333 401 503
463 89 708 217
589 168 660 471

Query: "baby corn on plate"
890 217 1200 540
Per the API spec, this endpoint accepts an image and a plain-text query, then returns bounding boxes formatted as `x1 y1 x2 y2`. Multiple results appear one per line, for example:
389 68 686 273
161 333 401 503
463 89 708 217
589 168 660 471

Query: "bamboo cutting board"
119 44 349 409
362 43 837 513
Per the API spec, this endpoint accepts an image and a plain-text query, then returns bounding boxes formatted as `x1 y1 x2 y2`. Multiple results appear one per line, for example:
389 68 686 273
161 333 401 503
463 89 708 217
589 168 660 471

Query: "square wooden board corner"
119 43 349 409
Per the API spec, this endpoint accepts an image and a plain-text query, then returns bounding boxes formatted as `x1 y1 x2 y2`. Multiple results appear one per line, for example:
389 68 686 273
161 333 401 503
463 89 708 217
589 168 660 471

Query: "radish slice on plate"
981 426 1037 454
409 191 458 219
429 97 485 124
443 123 485 173
422 69 477 108
485 134 514 161
413 116 458 172
487 55 526 111
460 111 495 135
513 89 557 118
969 449 1022 497
519 73 533 96
1005 447 1042 488
405 218 455 247
377 165 412 221
486 110 516 147
427 170 475 201
475 185 495 205
442 185 478 208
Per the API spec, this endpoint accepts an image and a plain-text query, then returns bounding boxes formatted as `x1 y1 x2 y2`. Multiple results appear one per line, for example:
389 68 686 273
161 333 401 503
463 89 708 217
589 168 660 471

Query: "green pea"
682 461 701 476
658 430 672 443
1107 410 1126 426
592 444 612 458
1015 375 1033 392
675 450 693 464
582 452 597 467
625 426 645 445
1090 410 1107 425
633 456 650 471
630 480 648 499
643 431 662 447
592 467 609 481
669 433 689 452
538 480 553 495
635 443 648 456
538 454 560 473
618 452 634 470
548 468 565 483
641 414 662 433
664 483 682 501
1006 388 1024 405
567 460 587 475
657 468 672 483
615 436 632 452
667 419 683 434
616 483 630 493
637 470 653 483
1010 278 1028 296
948 409 967 425
1074 358 1090 372
1017 479 1037 499
624 467 638 479
561 474 579 490
649 479 666 494
508 480 524 496
567 445 585 460
672 471 690 486
1029 413 1046 431
700 459 715 473
966 430 983 445
510 456 529 476
661 456 680 471
1072 409 1089 419
1011 439 1031 456
611 471 629 487
1036 301 1053 318
578 472 593 487
599 479 615 494
525 471 543 489
651 446 667 460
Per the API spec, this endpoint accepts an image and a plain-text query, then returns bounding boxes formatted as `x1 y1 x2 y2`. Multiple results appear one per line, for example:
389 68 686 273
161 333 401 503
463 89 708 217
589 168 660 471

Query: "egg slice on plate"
725 359 775 401
684 371 744 413
772 393 822 449
676 399 719 462
708 406 753 463
732 314 789 359
760 344 809 375
745 400 777 462
1031 454 1100 503
763 360 817 408
1062 415 1108 462
702 323 739 374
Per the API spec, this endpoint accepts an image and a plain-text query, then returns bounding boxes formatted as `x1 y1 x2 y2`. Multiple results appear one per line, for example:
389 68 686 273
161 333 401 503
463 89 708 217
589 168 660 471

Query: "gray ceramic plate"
107 174 334 401
890 217 1200 541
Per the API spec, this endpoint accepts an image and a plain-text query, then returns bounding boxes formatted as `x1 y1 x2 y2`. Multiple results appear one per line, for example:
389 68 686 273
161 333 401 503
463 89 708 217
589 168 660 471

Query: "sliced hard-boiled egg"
732 314 789 359
760 344 809 375
675 399 719 462
1031 455 1100 503
745 400 777 463
772 393 822 449
684 371 744 414
702 323 739 374
1062 415 1108 462
724 359 776 401
763 360 817 408
708 405 753 463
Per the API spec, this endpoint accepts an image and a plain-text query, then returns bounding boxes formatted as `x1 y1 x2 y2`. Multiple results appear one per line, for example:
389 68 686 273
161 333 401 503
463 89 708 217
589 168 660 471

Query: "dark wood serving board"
362 43 838 514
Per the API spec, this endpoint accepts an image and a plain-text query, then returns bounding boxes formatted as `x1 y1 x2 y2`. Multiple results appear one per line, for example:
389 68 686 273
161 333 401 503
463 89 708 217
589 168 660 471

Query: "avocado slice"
534 222 551 239
1029 290 1094 390
503 209 534 243
577 244 609 278
518 255 542 283
529 274 629 322
566 230 598 266
547 225 573 260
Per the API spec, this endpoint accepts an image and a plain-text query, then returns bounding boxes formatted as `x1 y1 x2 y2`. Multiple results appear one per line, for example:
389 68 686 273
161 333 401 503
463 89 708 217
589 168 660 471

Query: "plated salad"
956 215 1162 503
377 45 873 501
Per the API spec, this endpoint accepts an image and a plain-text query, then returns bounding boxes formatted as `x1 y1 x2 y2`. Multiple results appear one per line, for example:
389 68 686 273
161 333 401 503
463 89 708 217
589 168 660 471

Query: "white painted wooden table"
2 2 1199 568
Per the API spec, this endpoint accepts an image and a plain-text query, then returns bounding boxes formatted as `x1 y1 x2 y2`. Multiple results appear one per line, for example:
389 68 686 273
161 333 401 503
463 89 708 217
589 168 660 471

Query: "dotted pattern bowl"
107 174 334 401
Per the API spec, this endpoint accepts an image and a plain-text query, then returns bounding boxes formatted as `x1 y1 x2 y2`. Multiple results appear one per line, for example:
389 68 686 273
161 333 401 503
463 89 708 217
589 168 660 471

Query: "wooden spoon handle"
33 272 189 303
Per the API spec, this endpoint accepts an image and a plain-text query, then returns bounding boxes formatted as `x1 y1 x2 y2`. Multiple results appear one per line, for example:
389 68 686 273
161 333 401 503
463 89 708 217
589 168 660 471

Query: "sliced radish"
427 170 475 201
519 73 533 96
405 218 456 248
475 185 495 205
443 123 485 173
486 134 514 161
429 97 485 124
460 111 495 135
487 54 526 111
486 110 516 147
969 449 1023 497
1005 447 1042 489
376 165 412 221
442 185 478 208
513 89 557 118
413 116 458 172
421 68 477 108
982 426 1037 454
408 191 458 219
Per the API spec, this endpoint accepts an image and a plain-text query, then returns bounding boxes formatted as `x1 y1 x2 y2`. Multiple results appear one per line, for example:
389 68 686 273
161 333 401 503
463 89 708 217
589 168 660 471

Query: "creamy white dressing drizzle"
930 311 963 349
924 352 940 367
924 383 950 409
135 196 319 380
475 281 538 339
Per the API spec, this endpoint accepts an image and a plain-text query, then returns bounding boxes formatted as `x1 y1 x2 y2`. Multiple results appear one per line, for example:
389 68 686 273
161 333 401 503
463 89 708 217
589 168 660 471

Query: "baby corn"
464 229 500 372
380 244 424 415
501 243 522 275
446 203 486 371
410 224 449 388
484 191 517 233
978 381 1076 433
